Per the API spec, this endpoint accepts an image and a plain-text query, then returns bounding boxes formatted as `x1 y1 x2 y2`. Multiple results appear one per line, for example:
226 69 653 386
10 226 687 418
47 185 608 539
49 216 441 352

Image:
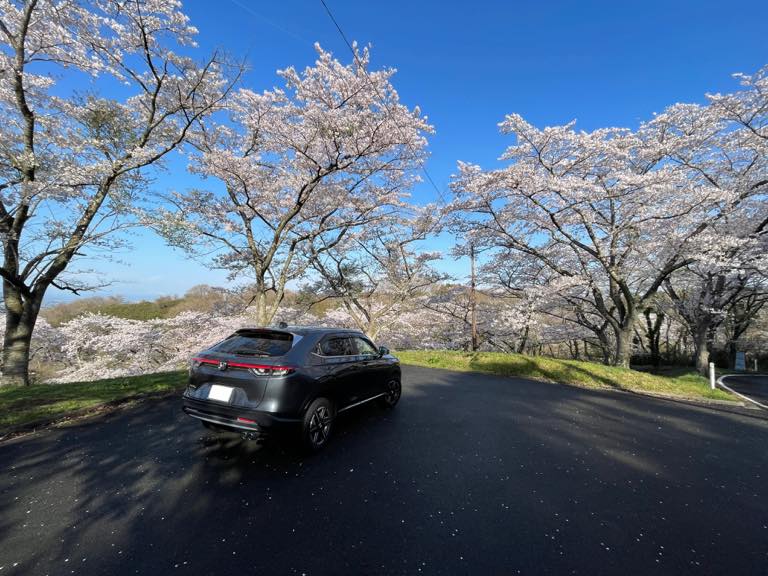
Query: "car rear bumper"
182 395 301 437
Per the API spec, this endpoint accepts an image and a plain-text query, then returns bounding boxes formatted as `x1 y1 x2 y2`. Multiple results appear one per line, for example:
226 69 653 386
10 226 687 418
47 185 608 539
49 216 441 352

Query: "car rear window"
212 331 294 357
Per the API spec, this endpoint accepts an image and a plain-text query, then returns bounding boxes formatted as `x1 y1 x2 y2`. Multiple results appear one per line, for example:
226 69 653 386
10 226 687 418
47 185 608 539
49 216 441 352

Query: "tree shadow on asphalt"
1 369 767 575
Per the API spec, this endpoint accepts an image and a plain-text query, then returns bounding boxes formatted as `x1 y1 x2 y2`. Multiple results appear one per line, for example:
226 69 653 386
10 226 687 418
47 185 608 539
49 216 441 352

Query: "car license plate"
208 385 233 403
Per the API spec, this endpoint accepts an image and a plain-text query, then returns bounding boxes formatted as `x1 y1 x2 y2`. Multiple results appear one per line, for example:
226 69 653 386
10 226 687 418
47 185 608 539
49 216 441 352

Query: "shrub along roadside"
0 371 187 436
395 350 736 403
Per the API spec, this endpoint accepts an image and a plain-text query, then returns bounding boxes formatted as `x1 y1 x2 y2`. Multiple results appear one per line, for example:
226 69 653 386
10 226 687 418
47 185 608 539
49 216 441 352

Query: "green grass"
0 371 187 433
91 299 186 321
396 350 736 403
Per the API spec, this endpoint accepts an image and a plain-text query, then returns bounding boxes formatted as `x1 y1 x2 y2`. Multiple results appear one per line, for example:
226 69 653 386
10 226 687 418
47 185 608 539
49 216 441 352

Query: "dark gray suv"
182 326 401 450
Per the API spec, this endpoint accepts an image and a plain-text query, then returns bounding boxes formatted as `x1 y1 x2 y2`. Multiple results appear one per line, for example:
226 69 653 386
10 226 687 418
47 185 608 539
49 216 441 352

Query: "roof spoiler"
234 328 293 340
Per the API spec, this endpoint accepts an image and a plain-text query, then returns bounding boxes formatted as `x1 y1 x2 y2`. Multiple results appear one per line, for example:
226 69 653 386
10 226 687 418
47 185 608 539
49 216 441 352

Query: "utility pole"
470 243 478 352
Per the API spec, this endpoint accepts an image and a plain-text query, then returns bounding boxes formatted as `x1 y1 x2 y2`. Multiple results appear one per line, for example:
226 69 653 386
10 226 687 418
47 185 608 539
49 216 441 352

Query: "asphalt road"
1 366 767 575
720 373 768 405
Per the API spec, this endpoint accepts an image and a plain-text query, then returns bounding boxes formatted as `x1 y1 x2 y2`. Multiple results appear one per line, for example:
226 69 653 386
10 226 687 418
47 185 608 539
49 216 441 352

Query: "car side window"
353 337 378 356
319 337 354 357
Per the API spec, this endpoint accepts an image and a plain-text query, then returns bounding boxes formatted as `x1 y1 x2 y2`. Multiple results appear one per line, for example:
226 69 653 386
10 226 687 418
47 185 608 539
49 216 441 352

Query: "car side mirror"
378 346 389 357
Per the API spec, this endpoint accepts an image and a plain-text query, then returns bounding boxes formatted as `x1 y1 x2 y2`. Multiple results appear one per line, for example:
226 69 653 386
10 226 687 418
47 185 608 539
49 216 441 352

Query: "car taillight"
248 366 294 377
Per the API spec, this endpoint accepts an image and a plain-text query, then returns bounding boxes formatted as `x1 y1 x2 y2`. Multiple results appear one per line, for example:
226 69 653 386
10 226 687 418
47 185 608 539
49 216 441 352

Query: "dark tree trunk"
612 324 634 368
643 308 663 368
1 283 42 386
591 335 611 365
516 324 529 354
2 320 33 386
692 324 710 375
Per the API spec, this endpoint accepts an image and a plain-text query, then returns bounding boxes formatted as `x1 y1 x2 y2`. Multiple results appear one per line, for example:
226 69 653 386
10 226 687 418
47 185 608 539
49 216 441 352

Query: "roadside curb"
0 387 185 443
716 374 768 411
621 387 748 408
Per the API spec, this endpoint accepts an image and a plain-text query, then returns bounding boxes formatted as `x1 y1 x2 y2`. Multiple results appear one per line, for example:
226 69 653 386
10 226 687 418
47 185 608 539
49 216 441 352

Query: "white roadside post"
709 362 716 391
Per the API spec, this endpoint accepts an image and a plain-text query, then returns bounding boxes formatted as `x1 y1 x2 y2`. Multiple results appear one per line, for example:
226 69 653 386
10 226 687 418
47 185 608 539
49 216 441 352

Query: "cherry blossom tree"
450 123 679 367
651 66 768 372
664 262 766 373
451 66 767 368
302 207 443 340
154 44 432 327
724 285 768 366
477 249 576 354
422 282 537 353
0 0 236 385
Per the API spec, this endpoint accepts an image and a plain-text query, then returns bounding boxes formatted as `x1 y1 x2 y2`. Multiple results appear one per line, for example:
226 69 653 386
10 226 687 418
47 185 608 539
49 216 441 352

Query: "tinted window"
319 337 355 356
212 331 293 357
352 337 378 356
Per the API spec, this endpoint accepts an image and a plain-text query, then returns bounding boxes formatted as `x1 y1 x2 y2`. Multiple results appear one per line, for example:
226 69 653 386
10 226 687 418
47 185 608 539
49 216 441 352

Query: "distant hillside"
41 284 253 326
42 296 186 326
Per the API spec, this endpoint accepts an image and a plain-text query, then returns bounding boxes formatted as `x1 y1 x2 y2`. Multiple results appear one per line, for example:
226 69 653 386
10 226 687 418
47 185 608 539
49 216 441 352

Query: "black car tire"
302 397 335 451
379 378 401 409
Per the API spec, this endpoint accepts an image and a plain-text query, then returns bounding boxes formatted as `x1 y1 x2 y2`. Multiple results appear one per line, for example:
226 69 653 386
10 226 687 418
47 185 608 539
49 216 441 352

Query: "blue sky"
48 0 768 303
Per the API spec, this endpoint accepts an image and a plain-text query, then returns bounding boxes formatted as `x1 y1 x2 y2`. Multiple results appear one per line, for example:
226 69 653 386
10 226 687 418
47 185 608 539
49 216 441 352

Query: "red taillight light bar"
190 357 294 376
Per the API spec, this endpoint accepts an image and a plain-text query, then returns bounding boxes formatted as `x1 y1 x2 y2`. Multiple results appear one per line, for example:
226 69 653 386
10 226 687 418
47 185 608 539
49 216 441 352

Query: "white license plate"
208 385 233 403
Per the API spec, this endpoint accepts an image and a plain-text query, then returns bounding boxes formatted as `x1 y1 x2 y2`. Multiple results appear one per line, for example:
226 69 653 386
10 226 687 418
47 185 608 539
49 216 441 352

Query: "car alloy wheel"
303 398 334 450
309 406 332 445
381 378 401 408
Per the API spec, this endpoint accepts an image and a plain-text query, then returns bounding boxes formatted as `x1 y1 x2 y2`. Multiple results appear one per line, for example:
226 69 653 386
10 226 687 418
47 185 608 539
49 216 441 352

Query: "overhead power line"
228 0 313 45
318 0 449 206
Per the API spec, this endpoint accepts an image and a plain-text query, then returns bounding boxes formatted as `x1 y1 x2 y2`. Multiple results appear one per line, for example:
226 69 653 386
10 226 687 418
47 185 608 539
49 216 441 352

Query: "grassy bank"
396 350 736 403
0 371 187 434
